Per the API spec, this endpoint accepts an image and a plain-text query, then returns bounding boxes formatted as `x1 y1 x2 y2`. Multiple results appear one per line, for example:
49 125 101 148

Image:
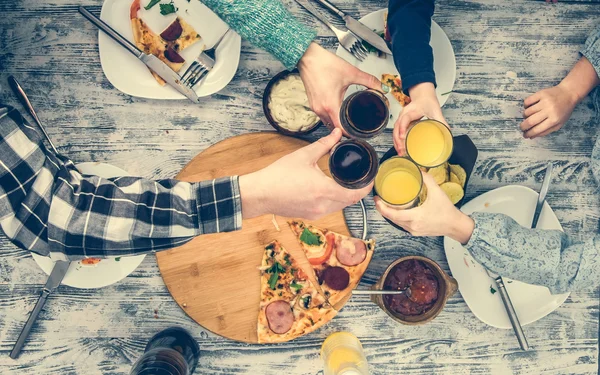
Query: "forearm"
239 172 268 219
559 57 600 104
200 0 316 69
465 212 599 294
445 210 474 245
388 0 436 94
47 174 242 259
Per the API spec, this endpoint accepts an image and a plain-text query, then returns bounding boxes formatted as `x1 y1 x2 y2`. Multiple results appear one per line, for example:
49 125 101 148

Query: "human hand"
393 82 446 155
297 43 381 132
374 172 474 244
521 84 578 139
239 128 373 220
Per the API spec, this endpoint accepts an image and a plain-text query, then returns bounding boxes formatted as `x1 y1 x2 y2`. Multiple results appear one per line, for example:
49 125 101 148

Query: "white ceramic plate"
444 185 570 328
336 9 456 128
31 162 146 289
98 0 241 99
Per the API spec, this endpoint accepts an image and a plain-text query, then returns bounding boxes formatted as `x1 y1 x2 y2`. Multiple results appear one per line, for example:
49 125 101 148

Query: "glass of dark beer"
329 139 379 189
340 89 389 139
130 327 200 375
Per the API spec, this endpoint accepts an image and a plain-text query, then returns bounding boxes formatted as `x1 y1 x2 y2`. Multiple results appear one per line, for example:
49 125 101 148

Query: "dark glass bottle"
130 327 200 375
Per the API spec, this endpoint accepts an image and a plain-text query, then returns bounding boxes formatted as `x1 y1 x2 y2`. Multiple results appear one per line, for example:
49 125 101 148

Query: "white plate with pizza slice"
336 9 456 128
31 162 146 289
99 0 241 100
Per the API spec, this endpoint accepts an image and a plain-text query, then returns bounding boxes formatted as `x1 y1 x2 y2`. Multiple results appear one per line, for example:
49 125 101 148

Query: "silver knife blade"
531 163 554 228
484 269 529 351
78 6 201 103
10 260 70 358
44 260 71 292
344 16 392 55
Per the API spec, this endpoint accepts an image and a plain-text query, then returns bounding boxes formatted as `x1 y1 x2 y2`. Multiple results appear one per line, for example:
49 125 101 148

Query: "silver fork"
295 0 367 62
182 28 231 88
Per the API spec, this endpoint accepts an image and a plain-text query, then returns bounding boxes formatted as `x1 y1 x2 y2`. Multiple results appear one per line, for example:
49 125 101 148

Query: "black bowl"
262 69 322 136
377 134 478 231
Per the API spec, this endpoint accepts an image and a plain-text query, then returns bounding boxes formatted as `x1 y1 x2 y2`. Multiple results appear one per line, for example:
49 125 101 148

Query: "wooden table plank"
0 0 599 374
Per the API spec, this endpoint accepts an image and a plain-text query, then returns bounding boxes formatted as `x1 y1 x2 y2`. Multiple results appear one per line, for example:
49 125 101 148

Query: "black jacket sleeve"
388 0 436 94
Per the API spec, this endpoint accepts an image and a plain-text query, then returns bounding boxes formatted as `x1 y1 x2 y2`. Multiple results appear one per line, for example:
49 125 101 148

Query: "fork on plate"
182 28 231 88
295 0 367 62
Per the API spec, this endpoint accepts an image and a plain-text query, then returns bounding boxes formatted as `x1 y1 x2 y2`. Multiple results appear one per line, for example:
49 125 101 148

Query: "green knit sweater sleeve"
201 0 317 69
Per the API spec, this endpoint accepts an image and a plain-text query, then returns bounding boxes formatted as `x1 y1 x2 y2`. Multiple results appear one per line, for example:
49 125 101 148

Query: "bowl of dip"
263 69 322 136
370 255 458 325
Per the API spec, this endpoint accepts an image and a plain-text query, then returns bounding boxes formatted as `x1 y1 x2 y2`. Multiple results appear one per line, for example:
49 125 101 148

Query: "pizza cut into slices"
382 73 411 107
257 240 337 344
129 0 203 86
288 221 375 307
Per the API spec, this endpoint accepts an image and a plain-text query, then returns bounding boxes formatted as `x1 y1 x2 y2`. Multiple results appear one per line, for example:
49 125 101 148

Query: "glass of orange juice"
374 157 423 209
405 119 453 168
321 332 369 375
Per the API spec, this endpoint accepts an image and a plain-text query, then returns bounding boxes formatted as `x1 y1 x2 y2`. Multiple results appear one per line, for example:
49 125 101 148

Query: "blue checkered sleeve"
0 106 242 260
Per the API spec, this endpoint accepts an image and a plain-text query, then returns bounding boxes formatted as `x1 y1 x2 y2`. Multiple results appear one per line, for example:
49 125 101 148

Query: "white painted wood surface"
0 0 599 374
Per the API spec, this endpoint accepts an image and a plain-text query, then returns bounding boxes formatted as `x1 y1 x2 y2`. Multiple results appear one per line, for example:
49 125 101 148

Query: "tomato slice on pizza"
288 221 375 307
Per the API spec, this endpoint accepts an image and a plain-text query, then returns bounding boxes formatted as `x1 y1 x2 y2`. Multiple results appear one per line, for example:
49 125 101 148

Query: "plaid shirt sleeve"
0 106 242 260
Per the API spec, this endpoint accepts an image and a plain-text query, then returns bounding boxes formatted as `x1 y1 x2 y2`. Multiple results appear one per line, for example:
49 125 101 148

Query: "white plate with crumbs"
99 0 241 99
336 9 456 128
31 163 146 289
444 185 570 328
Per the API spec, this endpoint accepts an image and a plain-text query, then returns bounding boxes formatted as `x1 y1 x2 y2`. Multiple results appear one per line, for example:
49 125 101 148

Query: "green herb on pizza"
159 2 177 15
144 0 161 10
300 228 322 246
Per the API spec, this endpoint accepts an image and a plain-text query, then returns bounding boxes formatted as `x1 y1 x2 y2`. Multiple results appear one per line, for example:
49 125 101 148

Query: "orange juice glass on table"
405 119 453 168
375 157 423 209
321 332 369 375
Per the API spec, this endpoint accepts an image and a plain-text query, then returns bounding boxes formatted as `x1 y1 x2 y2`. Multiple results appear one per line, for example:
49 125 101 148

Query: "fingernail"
381 84 390 94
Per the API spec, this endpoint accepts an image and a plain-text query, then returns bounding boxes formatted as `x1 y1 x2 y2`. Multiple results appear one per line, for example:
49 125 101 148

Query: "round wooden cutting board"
156 132 351 343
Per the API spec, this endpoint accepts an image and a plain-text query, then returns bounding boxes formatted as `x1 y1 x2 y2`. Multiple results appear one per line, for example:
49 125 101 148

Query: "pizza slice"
129 0 202 86
382 73 411 107
288 221 375 307
162 17 203 52
257 240 336 344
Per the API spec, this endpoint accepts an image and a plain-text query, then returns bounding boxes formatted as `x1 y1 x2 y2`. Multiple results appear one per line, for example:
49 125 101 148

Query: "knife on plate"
531 162 553 228
78 6 201 104
483 163 554 351
312 0 392 55
10 260 71 359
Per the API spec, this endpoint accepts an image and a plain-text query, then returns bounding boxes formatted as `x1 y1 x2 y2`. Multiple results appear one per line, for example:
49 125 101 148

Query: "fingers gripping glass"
405 119 453 168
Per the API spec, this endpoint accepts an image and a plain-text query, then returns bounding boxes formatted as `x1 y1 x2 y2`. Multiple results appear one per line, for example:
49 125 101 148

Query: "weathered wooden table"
1 0 599 374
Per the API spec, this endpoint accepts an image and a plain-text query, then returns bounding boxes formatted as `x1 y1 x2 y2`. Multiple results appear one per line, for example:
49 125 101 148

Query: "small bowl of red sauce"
370 256 458 325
